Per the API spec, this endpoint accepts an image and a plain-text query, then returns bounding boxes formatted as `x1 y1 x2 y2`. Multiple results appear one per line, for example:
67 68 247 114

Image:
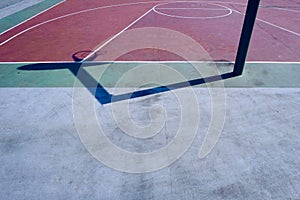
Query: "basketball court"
0 0 300 199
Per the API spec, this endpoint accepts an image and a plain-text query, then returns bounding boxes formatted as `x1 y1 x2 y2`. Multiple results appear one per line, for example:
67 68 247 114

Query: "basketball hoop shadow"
18 62 236 105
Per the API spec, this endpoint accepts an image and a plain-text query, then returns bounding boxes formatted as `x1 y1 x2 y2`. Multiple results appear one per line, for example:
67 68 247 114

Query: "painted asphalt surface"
0 0 300 61
0 0 300 199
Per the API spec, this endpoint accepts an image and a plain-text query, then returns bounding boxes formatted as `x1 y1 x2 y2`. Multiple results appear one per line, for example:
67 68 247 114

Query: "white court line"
0 1 163 46
230 8 300 37
214 1 300 37
153 2 233 19
0 0 66 35
1 61 299 64
260 6 300 13
0 0 237 45
1 0 299 61
2 0 299 43
213 0 300 13
83 1 233 62
256 18 300 37
82 8 153 61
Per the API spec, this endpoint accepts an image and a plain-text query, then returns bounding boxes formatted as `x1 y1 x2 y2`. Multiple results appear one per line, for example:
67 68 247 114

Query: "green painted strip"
0 62 299 88
0 0 63 33
224 63 300 88
0 63 75 87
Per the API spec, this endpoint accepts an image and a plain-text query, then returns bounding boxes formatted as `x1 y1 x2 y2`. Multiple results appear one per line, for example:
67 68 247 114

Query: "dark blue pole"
233 0 260 75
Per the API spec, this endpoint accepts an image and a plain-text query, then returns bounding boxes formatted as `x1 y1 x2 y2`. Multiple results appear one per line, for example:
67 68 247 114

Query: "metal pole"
233 0 260 75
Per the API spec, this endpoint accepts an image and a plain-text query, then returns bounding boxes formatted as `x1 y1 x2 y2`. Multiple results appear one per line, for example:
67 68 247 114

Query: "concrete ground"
0 62 299 199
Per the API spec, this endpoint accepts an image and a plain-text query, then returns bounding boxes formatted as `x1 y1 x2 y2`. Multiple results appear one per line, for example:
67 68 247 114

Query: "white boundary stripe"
1 61 299 64
82 8 153 61
245 61 300 64
0 0 66 35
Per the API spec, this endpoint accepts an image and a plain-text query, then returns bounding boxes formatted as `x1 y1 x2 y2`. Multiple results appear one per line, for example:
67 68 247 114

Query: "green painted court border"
0 0 64 34
0 62 299 88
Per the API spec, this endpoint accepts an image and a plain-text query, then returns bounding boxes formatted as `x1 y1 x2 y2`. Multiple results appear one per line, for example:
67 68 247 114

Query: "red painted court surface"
0 0 300 62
